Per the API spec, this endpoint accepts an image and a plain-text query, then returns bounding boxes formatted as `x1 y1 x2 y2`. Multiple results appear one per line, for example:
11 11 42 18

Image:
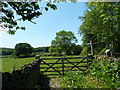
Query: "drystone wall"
2 56 50 89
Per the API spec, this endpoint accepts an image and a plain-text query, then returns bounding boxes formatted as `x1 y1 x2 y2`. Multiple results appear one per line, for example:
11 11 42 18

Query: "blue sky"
0 2 87 48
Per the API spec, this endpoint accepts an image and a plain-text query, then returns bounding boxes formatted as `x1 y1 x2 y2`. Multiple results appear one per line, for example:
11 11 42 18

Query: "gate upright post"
86 54 89 69
62 59 64 75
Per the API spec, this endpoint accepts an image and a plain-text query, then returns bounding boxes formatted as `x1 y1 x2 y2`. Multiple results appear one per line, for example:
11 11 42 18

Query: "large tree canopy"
15 43 33 57
51 30 77 55
1 2 57 35
78 2 120 54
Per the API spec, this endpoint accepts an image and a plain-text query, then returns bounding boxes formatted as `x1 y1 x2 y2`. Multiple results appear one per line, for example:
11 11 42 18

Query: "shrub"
98 48 106 55
90 59 119 88
60 71 108 88
80 46 90 56
59 57 119 88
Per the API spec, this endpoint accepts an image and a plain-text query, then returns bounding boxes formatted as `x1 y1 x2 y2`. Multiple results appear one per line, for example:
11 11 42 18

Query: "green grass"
2 54 118 88
0 59 2 72
2 57 35 72
2 55 87 73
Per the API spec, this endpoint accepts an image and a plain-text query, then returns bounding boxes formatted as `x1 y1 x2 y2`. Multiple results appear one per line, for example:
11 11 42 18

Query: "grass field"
2 55 87 73
2 55 117 88
2 57 35 72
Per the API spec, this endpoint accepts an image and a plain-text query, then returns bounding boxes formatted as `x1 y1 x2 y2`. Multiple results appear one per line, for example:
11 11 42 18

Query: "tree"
42 47 49 52
78 2 120 54
72 45 82 55
51 30 77 55
1 48 14 55
15 43 33 57
1 2 57 35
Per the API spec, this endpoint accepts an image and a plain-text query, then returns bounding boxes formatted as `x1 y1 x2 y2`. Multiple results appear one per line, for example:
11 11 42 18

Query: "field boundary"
40 56 92 77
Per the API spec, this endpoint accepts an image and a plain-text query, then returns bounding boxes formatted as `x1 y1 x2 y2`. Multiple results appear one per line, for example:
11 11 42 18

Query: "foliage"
98 47 106 55
51 30 77 55
72 45 82 55
80 46 90 56
48 46 55 54
60 58 119 88
60 71 108 88
49 45 82 55
33 47 49 53
15 43 33 57
62 71 85 88
1 48 14 55
90 59 119 88
78 2 120 54
1 2 57 35
42 47 49 52
33 48 44 53
1 47 50 57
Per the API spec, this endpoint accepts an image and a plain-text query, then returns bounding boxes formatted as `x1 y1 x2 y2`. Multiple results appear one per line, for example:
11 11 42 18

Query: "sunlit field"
2 55 86 72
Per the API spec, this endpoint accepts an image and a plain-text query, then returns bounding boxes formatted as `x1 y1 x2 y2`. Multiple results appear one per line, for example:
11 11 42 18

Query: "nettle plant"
90 58 119 88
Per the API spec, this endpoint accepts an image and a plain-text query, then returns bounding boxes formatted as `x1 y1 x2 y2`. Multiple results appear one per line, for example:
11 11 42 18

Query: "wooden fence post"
62 59 64 75
86 54 89 68
86 55 89 68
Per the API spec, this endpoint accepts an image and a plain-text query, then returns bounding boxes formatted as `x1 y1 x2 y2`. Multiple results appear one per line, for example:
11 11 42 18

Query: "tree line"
78 2 120 55
1 36 82 57
1 46 49 56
